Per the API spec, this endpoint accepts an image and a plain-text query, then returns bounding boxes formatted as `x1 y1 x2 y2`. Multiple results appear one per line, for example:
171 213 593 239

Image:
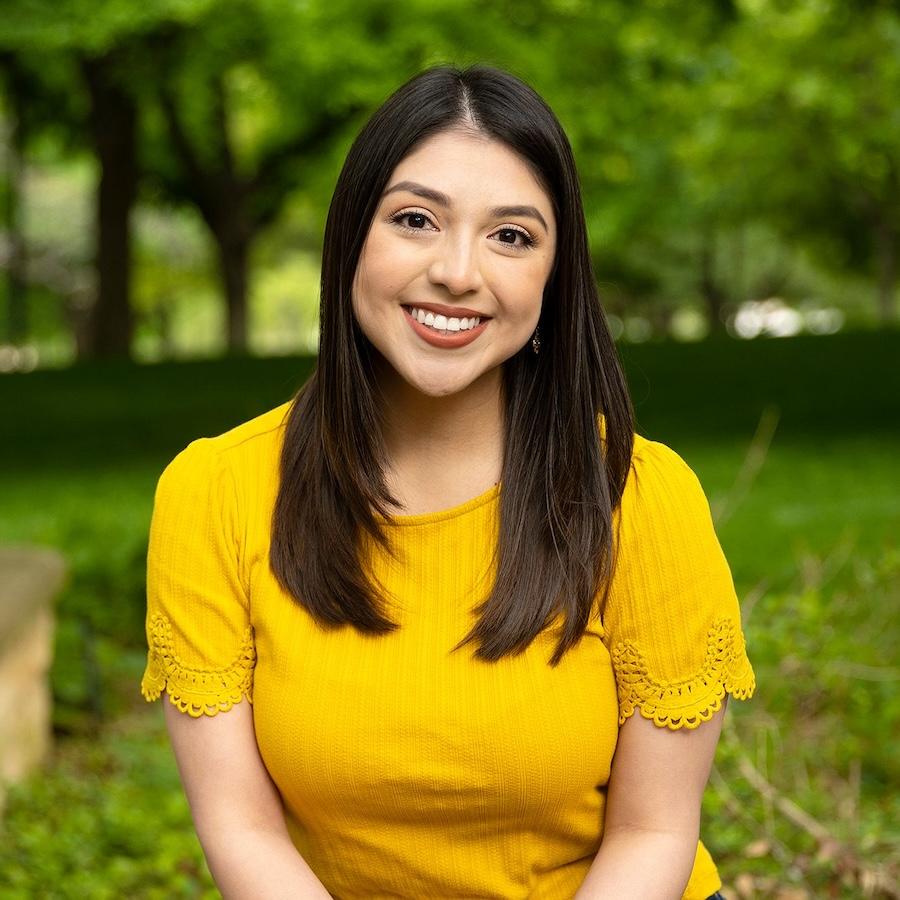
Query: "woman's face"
352 128 557 399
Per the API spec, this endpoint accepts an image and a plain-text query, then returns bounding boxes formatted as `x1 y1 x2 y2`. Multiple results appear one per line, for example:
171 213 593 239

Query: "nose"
427 232 484 295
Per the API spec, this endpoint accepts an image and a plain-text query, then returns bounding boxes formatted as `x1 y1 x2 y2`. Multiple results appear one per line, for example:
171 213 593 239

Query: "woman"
142 64 754 899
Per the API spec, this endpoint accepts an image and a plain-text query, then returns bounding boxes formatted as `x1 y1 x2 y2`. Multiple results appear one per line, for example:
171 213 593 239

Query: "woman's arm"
163 697 332 899
574 701 727 900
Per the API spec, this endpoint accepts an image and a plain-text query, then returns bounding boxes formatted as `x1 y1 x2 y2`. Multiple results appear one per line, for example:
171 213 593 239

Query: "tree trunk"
156 299 174 357
875 219 896 325
699 229 727 333
733 224 746 305
213 221 251 353
81 56 137 360
1 56 28 345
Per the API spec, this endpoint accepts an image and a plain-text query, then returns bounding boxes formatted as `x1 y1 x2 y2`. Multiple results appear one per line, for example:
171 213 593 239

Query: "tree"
0 0 214 359
690 0 900 324
0 52 29 344
141 0 555 351
142 2 369 352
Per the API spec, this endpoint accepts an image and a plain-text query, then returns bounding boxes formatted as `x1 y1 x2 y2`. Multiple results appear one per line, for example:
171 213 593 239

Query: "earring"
531 325 541 355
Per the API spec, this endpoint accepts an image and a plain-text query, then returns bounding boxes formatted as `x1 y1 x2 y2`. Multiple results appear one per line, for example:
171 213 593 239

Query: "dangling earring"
531 325 541 355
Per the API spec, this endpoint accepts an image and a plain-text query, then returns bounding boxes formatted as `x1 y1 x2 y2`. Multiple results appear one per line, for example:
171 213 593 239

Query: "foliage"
0 701 218 898
688 0 900 313
0 0 214 52
710 542 900 897
0 333 898 895
2 0 898 360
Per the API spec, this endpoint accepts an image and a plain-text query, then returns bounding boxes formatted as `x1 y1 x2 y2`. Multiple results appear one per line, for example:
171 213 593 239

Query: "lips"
402 304 490 348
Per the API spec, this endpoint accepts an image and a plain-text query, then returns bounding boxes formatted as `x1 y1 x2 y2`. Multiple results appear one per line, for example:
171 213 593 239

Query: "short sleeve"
602 438 755 730
140 438 255 717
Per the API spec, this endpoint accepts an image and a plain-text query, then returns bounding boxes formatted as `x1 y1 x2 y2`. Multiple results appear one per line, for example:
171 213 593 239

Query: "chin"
411 380 469 398
404 369 475 398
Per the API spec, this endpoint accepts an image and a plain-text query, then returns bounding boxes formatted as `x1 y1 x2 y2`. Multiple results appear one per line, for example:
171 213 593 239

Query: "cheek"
492 257 552 315
355 227 418 302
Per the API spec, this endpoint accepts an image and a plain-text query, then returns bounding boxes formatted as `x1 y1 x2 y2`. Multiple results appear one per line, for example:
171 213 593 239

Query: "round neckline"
375 481 501 526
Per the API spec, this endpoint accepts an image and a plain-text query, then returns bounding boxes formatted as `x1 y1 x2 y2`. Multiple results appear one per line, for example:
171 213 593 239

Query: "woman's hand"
163 697 332 899
574 701 727 899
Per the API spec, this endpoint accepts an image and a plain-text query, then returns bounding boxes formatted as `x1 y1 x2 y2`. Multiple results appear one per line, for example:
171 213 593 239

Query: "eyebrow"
382 180 549 232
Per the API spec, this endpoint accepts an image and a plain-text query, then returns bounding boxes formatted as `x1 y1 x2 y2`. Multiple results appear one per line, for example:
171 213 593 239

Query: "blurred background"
0 0 897 897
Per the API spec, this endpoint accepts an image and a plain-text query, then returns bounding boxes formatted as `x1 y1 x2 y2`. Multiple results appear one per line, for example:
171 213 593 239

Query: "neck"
374 358 505 476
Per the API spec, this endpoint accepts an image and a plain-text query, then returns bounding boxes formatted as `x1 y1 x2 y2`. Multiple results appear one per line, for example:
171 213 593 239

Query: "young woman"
142 64 755 899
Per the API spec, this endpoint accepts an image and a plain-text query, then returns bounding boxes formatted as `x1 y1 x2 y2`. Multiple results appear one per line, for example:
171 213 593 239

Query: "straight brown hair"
271 64 635 666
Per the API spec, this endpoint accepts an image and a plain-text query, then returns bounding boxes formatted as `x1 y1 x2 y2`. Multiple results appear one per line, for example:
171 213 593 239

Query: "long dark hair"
271 64 635 665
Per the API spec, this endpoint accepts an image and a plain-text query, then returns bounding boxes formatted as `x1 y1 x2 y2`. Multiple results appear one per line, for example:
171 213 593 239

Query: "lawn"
1 329 897 898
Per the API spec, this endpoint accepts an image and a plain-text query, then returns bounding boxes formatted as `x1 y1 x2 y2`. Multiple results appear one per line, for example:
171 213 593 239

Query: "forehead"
388 129 553 212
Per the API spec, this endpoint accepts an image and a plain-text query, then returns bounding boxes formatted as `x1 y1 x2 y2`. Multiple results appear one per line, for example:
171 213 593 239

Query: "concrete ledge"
0 544 67 815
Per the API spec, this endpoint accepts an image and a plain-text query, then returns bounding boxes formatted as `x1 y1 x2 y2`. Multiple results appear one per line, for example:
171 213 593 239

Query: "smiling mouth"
402 305 491 333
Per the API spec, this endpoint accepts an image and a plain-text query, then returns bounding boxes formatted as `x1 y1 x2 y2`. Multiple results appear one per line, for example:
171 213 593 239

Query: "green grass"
1 329 898 897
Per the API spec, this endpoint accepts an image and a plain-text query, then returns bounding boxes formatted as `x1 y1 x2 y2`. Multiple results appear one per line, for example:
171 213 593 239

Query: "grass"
0 328 898 897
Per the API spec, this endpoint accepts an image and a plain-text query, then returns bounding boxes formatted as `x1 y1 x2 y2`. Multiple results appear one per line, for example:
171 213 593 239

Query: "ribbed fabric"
142 401 755 900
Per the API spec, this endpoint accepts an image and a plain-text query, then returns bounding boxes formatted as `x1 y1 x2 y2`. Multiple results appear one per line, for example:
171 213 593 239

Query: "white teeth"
406 307 483 332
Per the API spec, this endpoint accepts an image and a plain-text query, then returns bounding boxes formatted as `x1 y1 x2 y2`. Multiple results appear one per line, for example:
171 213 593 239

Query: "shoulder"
159 400 293 487
619 434 711 530
609 433 729 602
148 404 296 578
603 435 756 727
205 400 294 454
630 432 700 482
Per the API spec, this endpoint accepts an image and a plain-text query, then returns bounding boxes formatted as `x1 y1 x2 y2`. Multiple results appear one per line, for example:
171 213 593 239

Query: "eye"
389 210 436 232
387 210 537 249
492 226 536 250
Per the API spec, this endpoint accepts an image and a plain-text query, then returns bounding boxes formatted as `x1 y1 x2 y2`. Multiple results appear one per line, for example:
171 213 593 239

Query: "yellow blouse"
141 400 755 899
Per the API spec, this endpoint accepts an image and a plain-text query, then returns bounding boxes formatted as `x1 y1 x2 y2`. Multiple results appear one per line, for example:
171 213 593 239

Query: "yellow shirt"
142 400 755 899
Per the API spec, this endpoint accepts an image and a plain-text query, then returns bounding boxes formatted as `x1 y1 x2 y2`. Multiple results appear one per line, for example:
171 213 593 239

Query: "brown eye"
389 210 435 231
493 227 535 249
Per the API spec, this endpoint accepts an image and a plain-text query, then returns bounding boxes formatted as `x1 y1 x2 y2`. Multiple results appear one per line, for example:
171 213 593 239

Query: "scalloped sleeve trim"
612 616 755 730
140 613 256 717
